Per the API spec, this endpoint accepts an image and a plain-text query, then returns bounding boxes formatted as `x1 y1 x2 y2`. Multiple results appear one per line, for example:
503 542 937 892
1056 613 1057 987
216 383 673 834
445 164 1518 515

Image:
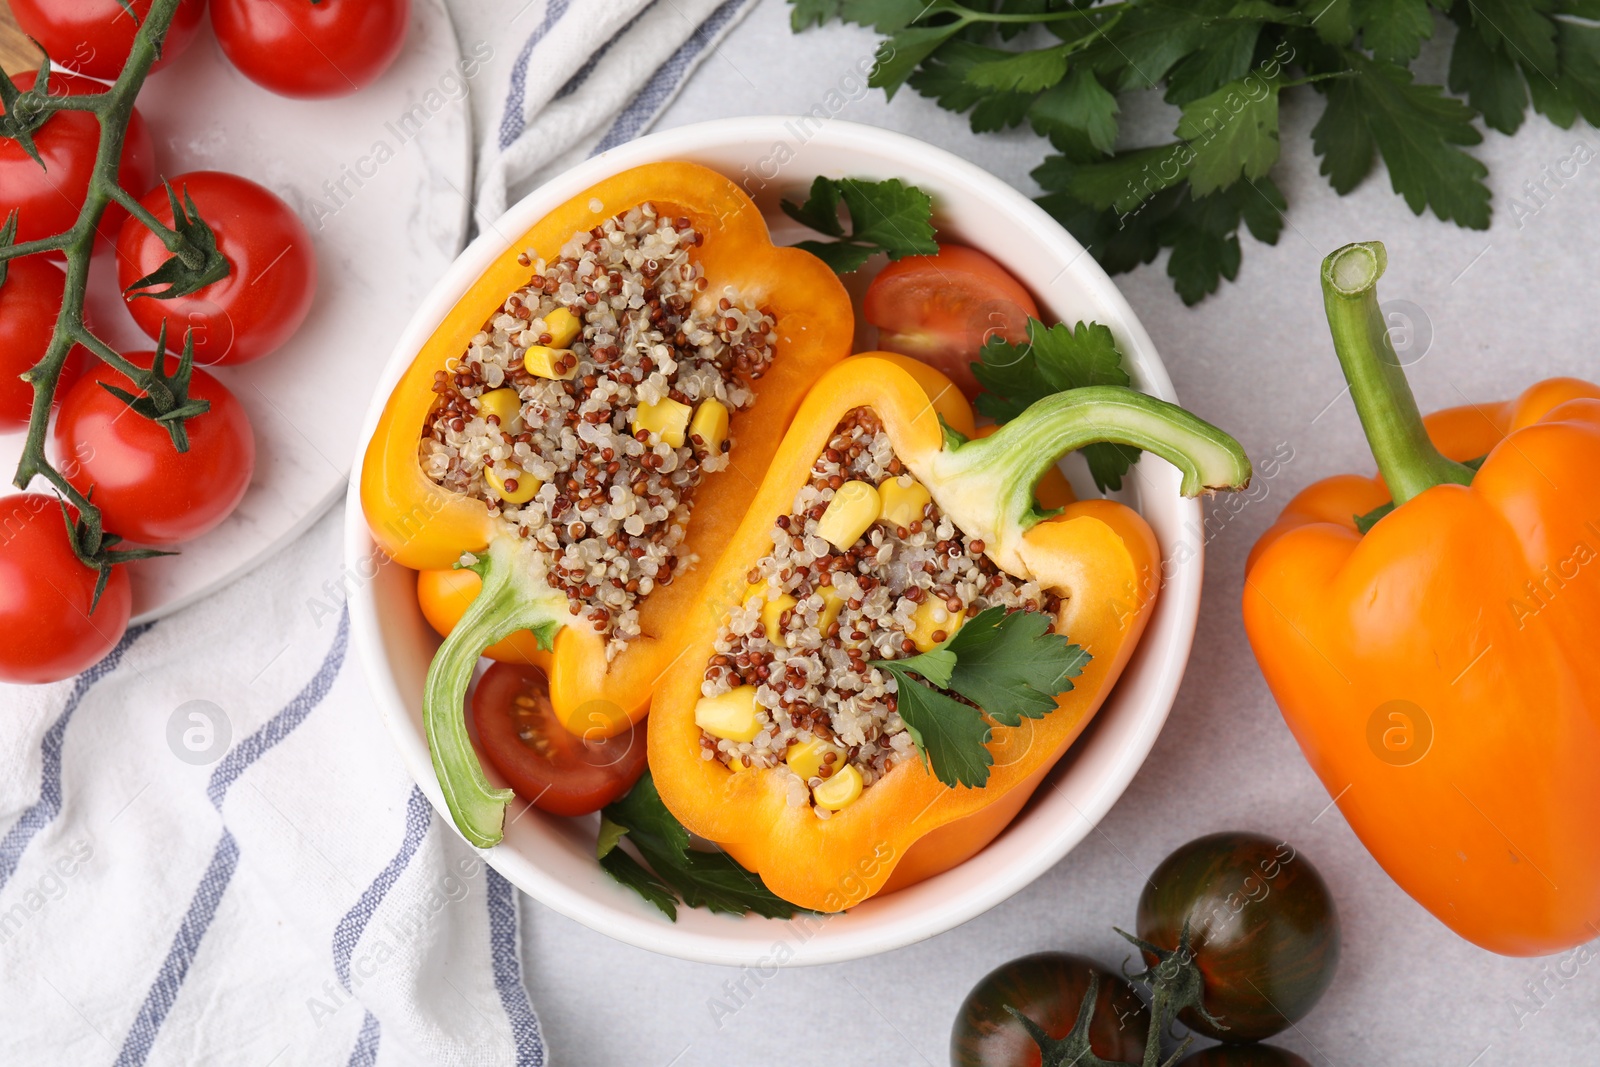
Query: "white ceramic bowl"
345 117 1206 966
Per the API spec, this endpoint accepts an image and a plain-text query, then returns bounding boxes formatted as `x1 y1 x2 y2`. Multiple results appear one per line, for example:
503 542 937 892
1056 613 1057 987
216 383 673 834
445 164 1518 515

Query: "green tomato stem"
1320 242 1475 508
422 537 568 848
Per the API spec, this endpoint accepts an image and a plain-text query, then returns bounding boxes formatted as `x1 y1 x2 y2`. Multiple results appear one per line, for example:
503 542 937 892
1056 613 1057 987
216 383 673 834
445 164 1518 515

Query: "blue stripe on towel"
499 0 574 150
487 868 545 1066
0 622 154 892
346 1010 382 1067
332 786 432 991
113 610 350 1066
111 831 241 1067
592 0 749 156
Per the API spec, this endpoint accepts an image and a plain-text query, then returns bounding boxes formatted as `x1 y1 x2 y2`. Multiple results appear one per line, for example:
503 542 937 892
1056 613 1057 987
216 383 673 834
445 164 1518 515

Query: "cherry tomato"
52 352 255 545
0 71 157 249
116 171 317 366
471 662 647 817
0 494 130 684
1176 1046 1312 1067
1136 833 1339 1042
951 952 1148 1067
417 567 551 665
0 256 87 431
10 0 207 81
862 243 1039 400
211 0 411 99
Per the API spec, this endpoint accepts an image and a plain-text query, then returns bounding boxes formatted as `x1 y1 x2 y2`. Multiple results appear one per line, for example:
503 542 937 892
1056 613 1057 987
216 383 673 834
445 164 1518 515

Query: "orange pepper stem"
938 384 1253 536
1321 242 1476 508
423 536 566 847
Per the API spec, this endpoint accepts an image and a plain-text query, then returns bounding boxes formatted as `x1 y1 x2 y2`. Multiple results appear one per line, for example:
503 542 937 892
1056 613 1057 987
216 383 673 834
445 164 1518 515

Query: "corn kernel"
816 480 880 550
523 345 577 380
815 586 845 634
476 387 522 431
908 598 964 653
689 398 730 453
878 476 932 529
543 307 582 348
760 593 798 648
812 764 863 810
484 465 540 504
694 686 761 743
729 755 753 773
786 736 844 782
632 397 692 447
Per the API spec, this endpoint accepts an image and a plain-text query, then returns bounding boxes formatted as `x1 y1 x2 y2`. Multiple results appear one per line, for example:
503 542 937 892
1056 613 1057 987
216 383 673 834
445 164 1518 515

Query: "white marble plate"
0 0 472 622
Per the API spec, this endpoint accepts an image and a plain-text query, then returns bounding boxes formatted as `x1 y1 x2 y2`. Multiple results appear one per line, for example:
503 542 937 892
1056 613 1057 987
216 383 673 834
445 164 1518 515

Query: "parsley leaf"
1355 0 1435 65
1030 65 1120 159
910 41 1037 132
597 772 802 921
872 608 1091 789
1175 76 1283 195
782 176 938 274
972 318 1139 492
1314 55 1490 229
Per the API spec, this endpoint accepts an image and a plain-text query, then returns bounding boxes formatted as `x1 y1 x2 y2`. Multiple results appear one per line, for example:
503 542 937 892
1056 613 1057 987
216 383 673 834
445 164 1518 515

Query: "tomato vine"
0 0 230 604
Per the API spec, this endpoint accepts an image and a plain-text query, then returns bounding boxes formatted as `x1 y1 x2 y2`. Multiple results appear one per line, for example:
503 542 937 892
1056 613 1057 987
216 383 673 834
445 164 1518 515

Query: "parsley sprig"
973 317 1140 492
597 772 804 921
781 175 939 272
792 0 1600 304
873 606 1091 789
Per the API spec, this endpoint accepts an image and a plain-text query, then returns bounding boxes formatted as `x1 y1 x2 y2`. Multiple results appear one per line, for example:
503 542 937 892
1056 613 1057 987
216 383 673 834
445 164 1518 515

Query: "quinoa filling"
420 203 777 657
698 407 1063 817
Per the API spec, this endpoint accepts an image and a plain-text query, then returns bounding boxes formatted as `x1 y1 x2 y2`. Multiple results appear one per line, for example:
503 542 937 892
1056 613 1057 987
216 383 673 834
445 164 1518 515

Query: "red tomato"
0 257 87 431
116 171 317 366
211 0 411 99
52 351 255 546
471 663 648 817
0 494 130 684
0 71 157 249
862 243 1039 399
10 0 207 80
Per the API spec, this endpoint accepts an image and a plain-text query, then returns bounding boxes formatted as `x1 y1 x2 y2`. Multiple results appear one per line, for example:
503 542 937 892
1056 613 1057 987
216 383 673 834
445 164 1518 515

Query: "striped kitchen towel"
476 0 760 223
0 509 544 1067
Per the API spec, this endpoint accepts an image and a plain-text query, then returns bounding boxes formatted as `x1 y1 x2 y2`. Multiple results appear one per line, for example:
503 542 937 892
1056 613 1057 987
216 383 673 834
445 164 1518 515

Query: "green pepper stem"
937 385 1253 544
1321 242 1475 507
422 537 567 848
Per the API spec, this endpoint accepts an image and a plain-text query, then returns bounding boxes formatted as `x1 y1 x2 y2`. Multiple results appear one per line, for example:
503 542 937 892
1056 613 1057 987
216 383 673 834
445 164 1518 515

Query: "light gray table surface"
439 2 1600 1064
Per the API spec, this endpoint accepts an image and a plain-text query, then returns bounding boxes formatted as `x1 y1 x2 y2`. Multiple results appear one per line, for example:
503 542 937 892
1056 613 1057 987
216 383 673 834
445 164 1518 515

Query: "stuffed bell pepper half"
361 161 854 847
649 355 1253 911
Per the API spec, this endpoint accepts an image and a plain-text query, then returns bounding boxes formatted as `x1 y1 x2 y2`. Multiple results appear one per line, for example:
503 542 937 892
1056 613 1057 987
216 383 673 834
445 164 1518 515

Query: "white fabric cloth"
0 511 545 1067
0 2 759 1062
475 0 760 223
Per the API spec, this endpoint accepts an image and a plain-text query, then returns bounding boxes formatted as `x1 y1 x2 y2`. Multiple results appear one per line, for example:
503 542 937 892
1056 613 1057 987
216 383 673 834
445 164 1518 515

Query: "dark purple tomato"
1175 1046 1312 1067
1136 833 1339 1042
951 952 1148 1067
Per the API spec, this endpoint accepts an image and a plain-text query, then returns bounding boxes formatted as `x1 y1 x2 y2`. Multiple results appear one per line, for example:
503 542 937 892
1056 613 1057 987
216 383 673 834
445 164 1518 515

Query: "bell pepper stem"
936 385 1252 543
1321 242 1476 507
422 536 567 848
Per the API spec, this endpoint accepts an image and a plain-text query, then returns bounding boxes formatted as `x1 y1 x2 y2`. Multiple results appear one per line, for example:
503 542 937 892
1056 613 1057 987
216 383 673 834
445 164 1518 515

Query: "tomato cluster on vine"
0 0 408 685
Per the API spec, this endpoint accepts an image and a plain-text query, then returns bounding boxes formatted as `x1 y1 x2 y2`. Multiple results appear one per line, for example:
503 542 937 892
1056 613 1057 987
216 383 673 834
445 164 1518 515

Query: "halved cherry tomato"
211 0 411 99
862 243 1038 399
0 71 157 249
10 0 207 81
0 494 130 684
52 352 255 545
471 662 648 817
116 171 317 366
0 256 86 431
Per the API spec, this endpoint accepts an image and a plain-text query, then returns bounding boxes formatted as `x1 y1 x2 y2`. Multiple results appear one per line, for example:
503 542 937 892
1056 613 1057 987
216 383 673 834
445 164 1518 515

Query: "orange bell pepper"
1244 240 1600 956
359 161 853 846
649 356 1252 910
